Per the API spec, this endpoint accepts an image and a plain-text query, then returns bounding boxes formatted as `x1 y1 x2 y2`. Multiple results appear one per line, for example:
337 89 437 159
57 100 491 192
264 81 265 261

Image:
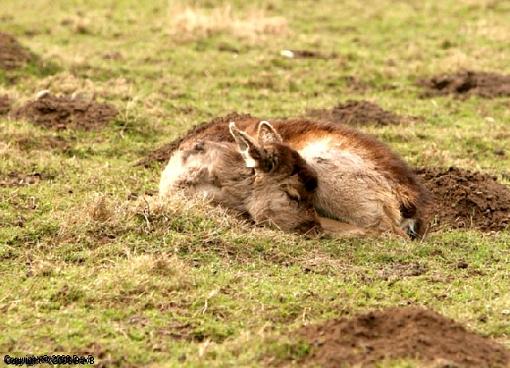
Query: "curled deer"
160 116 430 239
160 123 322 234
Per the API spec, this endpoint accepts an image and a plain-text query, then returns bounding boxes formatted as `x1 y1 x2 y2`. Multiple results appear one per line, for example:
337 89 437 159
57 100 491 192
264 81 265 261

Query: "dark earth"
306 100 406 126
0 32 33 70
0 95 11 115
419 70 510 98
416 167 510 232
296 306 510 368
11 93 118 130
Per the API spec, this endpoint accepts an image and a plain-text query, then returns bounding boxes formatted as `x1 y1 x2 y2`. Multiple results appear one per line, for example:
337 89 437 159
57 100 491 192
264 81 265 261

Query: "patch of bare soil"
416 167 510 232
0 33 33 70
306 100 406 126
0 172 50 187
297 306 510 368
0 95 11 115
137 112 253 167
419 70 510 98
11 93 118 130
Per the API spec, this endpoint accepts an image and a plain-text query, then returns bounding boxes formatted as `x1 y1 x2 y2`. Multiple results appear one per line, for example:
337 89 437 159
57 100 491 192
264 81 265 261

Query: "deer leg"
318 217 368 236
318 217 409 239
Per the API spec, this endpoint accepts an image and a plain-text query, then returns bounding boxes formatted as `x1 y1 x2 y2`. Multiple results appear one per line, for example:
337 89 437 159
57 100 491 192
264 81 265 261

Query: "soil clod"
456 261 469 269
307 100 407 126
416 167 510 232
0 32 33 70
419 70 510 98
297 306 510 367
11 93 118 130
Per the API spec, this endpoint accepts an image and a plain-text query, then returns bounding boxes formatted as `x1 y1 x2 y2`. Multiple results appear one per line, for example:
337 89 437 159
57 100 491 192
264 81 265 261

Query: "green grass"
1 0 509 367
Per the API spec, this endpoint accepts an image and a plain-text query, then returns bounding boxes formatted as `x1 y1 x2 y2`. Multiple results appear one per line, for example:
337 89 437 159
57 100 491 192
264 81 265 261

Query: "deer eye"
264 156 277 172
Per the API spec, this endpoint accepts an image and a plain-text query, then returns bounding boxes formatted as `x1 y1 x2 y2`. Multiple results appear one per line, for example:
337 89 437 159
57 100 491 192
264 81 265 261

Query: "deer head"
229 121 320 234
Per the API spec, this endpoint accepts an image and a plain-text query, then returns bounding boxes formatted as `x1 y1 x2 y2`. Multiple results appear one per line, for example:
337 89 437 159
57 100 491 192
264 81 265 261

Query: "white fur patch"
299 138 365 167
298 138 332 159
241 152 257 168
159 151 186 197
159 150 212 197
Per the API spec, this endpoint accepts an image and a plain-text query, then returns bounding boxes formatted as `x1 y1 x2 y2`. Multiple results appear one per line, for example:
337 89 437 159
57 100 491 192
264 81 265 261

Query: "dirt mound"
11 93 118 130
416 167 510 232
297 306 510 367
306 100 405 126
137 112 253 167
0 95 11 115
419 70 510 98
0 33 33 70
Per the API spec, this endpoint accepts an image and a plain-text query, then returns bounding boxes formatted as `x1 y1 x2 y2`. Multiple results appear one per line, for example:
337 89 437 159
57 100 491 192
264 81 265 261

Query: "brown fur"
159 138 322 235
172 115 430 238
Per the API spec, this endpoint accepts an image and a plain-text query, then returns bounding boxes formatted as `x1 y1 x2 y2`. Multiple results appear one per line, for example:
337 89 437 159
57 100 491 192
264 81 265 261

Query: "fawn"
160 117 430 238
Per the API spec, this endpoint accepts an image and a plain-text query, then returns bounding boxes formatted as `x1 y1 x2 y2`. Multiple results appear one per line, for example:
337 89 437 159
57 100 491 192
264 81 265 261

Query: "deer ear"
258 121 282 145
229 122 264 168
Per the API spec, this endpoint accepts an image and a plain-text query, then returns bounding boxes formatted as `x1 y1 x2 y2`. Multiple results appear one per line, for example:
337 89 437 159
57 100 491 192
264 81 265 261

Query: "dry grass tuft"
87 194 115 222
56 192 253 246
89 254 194 307
60 15 93 35
167 2 288 41
29 259 61 277
132 192 252 233
54 191 317 267
56 193 132 245
94 253 192 289
467 19 510 42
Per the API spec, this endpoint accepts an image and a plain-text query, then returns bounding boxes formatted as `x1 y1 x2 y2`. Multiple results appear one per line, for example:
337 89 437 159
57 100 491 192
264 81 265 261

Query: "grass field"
1 0 509 367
